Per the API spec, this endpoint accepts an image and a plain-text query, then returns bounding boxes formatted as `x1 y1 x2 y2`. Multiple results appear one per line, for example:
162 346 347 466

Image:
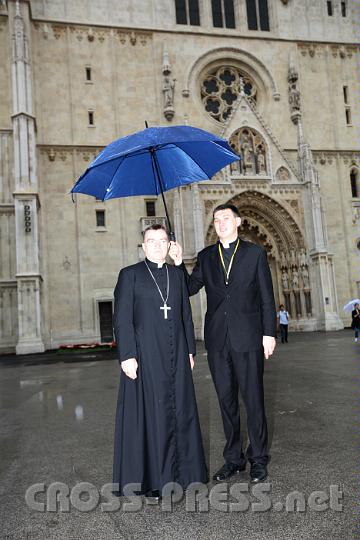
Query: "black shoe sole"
250 475 268 484
212 466 246 482
145 495 161 503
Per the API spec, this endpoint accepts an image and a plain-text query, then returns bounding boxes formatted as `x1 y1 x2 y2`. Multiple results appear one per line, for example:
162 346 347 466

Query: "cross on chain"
160 302 171 320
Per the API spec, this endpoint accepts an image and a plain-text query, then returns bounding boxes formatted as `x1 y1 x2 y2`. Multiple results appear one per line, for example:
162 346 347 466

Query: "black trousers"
280 324 288 343
207 337 268 467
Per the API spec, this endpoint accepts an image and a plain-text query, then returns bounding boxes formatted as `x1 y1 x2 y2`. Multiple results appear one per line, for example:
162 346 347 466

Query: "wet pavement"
0 331 357 539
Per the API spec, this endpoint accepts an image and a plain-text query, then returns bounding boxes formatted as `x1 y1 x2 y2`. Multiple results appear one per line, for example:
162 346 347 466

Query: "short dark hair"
213 204 240 219
143 224 169 240
279 304 284 309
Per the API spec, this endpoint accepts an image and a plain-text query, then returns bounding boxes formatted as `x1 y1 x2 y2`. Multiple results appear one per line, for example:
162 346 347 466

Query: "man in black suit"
169 204 276 483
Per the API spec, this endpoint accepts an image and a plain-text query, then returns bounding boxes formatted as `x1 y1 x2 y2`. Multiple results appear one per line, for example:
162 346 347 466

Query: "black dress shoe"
145 490 161 503
250 463 268 484
213 462 246 481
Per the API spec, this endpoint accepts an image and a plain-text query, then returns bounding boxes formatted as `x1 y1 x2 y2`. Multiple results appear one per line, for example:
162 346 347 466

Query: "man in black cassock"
169 204 276 484
112 224 207 499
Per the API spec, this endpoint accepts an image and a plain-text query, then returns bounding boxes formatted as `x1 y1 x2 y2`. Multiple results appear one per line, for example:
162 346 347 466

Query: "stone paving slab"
0 331 357 539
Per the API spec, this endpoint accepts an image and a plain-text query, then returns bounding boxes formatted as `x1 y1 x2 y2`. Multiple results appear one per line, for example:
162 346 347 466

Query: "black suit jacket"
352 309 360 329
182 239 276 352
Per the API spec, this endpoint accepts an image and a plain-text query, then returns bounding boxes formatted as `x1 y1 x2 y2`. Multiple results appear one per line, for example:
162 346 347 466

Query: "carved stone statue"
301 266 310 288
241 133 252 168
298 248 307 267
280 252 287 269
290 249 297 267
281 270 289 290
291 269 299 289
289 83 301 112
257 151 266 174
163 77 175 108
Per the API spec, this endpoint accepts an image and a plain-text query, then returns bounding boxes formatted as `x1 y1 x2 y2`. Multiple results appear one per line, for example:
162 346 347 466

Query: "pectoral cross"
160 303 171 319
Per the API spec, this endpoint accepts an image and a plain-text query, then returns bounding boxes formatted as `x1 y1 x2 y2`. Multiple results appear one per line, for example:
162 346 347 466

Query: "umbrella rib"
103 156 127 200
149 150 159 196
89 147 153 171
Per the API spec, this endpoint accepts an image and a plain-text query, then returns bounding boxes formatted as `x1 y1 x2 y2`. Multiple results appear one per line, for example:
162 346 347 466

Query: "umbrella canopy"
71 125 239 200
343 299 360 313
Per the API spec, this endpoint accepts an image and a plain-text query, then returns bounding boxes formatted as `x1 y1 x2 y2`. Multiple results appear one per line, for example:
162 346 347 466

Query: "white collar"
147 257 165 268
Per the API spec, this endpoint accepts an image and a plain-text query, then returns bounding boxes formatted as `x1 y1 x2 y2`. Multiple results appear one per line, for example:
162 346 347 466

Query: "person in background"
351 303 359 342
277 304 290 344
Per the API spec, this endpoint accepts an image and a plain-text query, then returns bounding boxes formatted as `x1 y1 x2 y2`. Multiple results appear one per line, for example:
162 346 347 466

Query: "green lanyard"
218 239 240 285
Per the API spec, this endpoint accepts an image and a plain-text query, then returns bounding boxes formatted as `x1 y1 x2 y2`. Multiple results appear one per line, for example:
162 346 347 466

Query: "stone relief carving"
276 166 290 182
229 127 267 176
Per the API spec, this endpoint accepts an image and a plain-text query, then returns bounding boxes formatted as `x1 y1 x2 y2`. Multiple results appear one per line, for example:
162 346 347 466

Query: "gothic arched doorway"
206 191 312 323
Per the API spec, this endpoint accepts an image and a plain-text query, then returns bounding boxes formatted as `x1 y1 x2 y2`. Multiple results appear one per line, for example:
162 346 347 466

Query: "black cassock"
112 259 208 496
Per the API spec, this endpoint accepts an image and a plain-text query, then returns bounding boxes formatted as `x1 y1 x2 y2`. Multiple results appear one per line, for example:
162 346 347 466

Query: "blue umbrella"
71 124 240 239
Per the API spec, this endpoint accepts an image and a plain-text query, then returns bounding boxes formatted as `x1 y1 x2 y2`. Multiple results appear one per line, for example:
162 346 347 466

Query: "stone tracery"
201 66 257 122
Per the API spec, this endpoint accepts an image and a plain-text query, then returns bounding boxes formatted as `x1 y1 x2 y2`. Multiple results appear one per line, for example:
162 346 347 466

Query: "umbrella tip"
145 120 149 128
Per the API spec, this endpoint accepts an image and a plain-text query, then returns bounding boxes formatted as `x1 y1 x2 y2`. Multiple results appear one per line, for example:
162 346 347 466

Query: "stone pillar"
291 114 342 330
192 184 205 253
11 1 44 353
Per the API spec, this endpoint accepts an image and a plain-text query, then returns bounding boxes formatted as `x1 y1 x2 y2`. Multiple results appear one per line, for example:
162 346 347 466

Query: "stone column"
289 62 342 330
11 1 44 353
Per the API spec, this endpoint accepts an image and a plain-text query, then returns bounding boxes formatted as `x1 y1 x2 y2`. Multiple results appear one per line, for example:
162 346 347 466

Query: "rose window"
201 66 257 122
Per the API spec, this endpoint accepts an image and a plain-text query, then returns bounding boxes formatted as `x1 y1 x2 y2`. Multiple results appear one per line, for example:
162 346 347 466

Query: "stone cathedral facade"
0 0 358 354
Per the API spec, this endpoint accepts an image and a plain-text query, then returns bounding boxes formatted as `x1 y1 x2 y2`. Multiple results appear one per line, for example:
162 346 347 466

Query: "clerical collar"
145 258 166 269
219 237 239 250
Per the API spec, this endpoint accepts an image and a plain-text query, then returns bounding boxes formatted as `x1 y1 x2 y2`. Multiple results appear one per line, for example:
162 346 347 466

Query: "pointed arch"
205 190 305 255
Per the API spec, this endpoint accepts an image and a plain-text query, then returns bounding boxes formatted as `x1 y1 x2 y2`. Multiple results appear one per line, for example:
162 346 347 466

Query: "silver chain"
144 260 169 304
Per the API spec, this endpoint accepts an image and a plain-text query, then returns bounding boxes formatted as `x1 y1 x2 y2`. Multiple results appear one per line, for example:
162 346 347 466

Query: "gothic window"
246 0 270 31
201 66 257 122
175 0 200 25
211 0 236 28
228 127 268 176
350 169 359 198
